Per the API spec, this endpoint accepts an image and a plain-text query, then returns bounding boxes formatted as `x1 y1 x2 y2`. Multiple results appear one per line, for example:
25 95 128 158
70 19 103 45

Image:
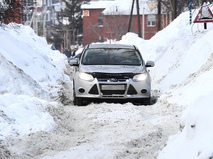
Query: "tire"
143 98 151 105
133 98 151 106
75 97 83 106
73 82 84 106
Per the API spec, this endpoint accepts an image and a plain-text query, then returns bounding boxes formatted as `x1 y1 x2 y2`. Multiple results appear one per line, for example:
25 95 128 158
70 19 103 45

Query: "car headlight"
78 72 94 81
133 73 147 81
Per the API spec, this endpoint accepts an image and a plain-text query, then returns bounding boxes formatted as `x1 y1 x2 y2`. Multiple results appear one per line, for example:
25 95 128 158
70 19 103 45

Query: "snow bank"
0 23 72 139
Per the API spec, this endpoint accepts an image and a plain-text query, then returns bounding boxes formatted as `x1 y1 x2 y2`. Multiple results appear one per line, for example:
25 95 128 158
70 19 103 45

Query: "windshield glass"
82 48 143 66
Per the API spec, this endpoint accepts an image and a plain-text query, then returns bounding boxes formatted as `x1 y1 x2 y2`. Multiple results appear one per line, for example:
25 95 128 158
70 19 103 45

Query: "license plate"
101 85 125 90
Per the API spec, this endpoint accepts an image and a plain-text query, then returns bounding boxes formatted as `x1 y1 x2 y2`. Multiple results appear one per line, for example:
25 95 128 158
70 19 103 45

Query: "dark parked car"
69 43 154 106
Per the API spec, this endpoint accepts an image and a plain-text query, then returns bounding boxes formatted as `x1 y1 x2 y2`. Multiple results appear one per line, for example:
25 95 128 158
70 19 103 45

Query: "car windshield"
82 48 143 66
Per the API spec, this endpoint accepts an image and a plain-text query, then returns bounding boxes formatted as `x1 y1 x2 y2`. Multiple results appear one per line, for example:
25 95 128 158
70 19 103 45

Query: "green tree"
57 0 84 48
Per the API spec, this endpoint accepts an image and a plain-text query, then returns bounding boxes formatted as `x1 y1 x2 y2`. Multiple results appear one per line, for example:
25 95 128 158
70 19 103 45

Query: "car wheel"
73 91 84 106
133 98 151 106
73 82 84 106
75 97 83 106
143 98 151 105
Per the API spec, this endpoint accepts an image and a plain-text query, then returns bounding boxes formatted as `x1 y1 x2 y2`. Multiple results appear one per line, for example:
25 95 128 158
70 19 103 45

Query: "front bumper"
74 76 151 99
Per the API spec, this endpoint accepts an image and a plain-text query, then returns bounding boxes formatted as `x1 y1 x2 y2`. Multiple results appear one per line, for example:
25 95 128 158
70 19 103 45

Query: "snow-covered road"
3 92 184 159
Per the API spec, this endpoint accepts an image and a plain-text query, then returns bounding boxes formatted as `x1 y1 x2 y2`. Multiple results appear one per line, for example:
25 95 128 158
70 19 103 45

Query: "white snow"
1 4 213 159
0 23 72 139
103 0 158 15
81 1 114 9
81 0 157 15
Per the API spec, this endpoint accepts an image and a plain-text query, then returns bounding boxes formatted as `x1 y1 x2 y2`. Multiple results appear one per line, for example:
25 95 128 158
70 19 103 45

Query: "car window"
82 48 143 65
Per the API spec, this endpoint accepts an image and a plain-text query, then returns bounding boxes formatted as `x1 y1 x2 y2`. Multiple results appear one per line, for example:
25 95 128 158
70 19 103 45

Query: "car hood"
79 65 146 74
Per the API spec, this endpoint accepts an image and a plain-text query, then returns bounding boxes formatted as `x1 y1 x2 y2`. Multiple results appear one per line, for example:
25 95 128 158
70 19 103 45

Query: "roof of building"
81 1 114 9
103 0 158 15
81 0 158 15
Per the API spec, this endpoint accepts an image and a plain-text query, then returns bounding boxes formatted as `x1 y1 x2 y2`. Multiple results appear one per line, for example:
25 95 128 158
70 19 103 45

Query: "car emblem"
109 78 118 82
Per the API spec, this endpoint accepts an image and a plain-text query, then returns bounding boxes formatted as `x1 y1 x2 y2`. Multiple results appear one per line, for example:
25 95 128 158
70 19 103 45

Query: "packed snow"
1 7 213 159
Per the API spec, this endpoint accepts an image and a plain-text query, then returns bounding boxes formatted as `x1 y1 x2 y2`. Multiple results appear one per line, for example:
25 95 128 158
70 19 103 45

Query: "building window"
147 15 156 27
98 13 103 27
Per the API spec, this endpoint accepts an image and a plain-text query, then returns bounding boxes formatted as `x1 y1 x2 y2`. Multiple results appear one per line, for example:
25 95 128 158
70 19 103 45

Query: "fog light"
141 89 147 93
79 88 85 93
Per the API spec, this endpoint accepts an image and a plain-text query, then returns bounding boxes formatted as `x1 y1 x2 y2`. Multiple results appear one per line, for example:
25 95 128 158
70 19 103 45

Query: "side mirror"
145 61 155 67
69 58 79 66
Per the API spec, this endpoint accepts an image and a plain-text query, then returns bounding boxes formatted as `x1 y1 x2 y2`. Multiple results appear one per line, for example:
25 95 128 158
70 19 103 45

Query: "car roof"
87 43 136 49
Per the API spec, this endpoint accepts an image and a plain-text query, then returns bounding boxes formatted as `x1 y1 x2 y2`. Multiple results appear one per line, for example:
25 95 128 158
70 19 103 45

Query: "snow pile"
0 23 72 139
158 94 213 159
118 9 213 159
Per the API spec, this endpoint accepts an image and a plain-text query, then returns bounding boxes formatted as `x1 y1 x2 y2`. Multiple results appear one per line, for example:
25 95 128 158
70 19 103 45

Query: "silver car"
69 43 154 106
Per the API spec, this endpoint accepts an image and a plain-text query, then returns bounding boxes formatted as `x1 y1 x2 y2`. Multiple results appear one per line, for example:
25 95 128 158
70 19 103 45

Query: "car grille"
87 73 138 96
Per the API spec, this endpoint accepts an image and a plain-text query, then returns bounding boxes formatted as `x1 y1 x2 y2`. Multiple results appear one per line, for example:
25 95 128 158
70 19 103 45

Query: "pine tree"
57 0 83 47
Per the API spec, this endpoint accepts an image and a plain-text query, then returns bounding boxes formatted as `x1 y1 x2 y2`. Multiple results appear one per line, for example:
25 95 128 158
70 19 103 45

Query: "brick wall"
83 9 105 45
82 9 170 45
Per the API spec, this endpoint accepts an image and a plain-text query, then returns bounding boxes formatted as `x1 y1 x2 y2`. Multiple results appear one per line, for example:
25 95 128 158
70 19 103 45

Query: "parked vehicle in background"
67 46 84 61
68 52 82 62
69 43 154 106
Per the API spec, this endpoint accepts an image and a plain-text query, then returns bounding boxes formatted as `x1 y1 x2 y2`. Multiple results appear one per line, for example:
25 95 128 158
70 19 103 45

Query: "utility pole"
158 0 161 31
128 0 141 38
128 0 135 32
169 0 177 20
136 0 141 37
173 0 177 19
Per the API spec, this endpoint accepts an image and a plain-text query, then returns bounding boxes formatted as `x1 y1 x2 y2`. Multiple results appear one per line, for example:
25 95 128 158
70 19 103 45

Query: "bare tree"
86 10 129 42
103 14 129 40
160 0 211 20
0 0 22 24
